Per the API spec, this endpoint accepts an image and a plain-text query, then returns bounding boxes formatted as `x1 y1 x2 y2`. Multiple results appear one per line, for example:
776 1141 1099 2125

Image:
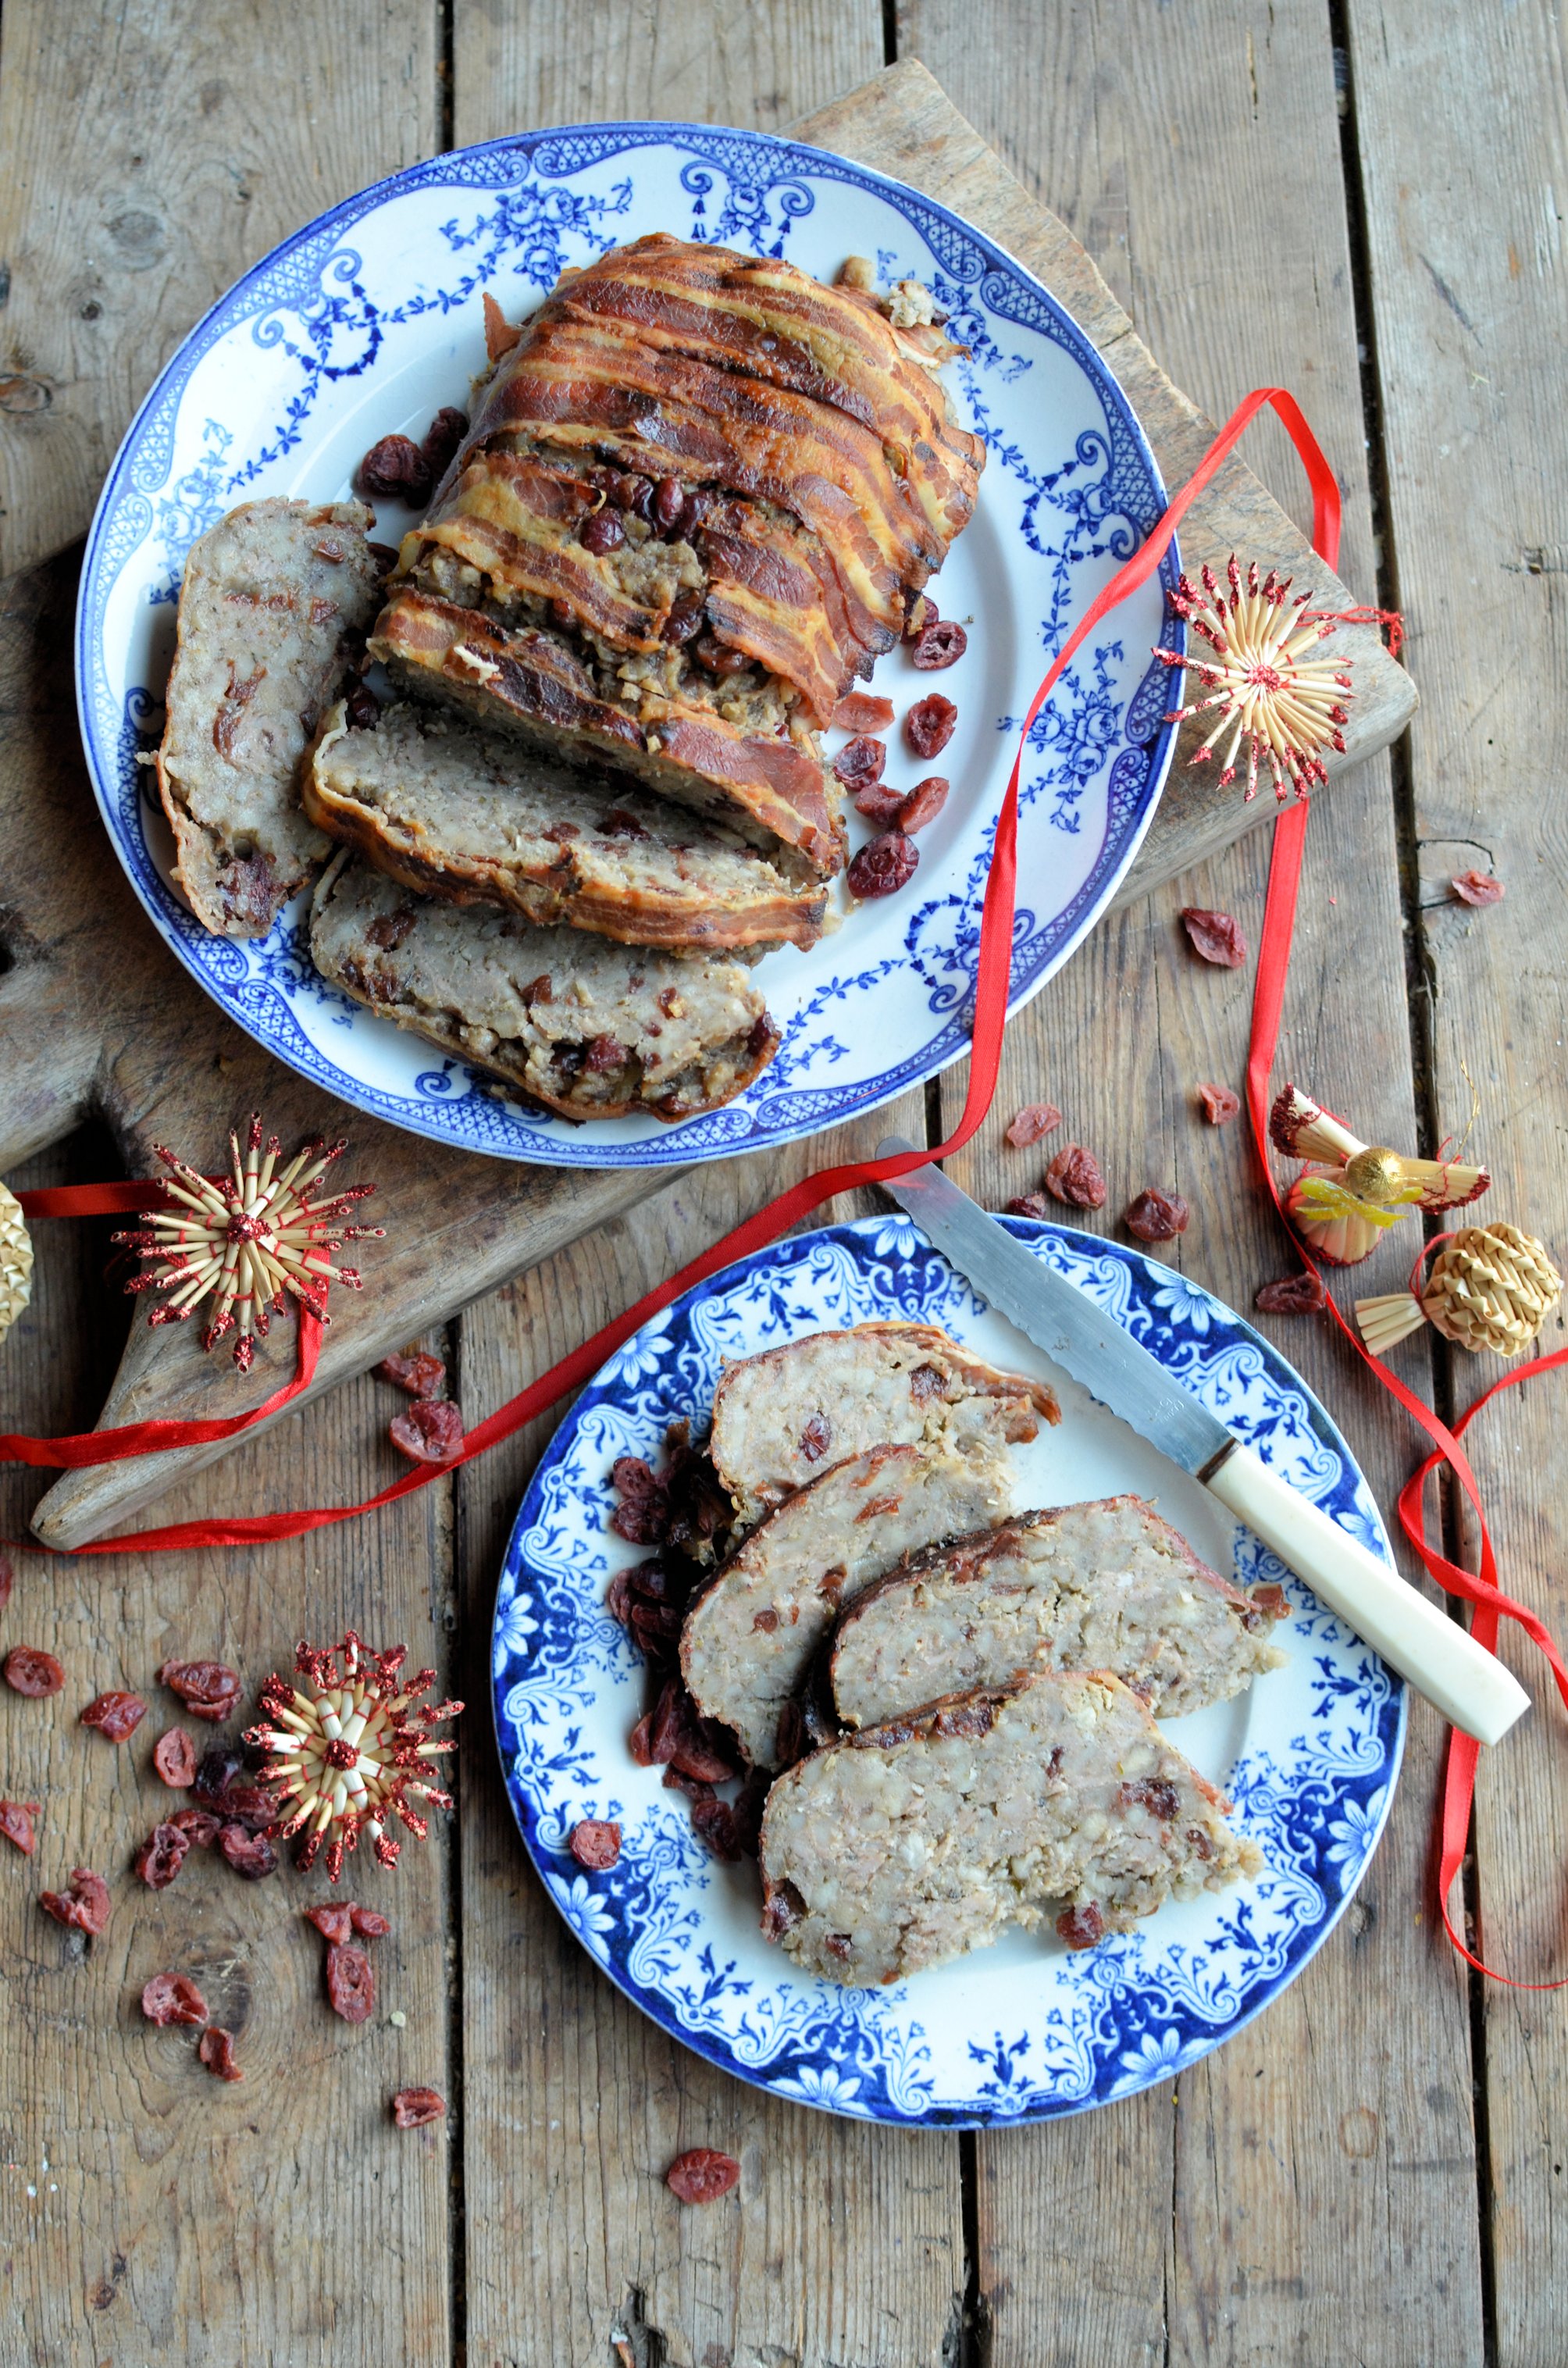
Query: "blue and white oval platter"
493 1216 1405 2125
78 123 1182 1169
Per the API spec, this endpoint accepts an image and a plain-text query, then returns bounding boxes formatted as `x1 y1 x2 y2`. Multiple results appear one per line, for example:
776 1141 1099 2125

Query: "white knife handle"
1203 1440 1529 1746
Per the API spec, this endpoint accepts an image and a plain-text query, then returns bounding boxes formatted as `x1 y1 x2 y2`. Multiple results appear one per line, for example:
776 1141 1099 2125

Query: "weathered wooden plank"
448 29 964 2368
899 8 1483 2362
0 0 438 581
0 1134 458 2366
1347 4 1568 2359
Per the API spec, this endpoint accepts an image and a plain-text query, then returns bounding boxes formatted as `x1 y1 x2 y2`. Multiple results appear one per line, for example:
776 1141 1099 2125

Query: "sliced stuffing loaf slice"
759 1670 1260 1983
679 1442 1014 1769
309 851 778 1122
709 1321 1059 1528
305 699 826 951
156 498 384 936
830 1496 1290 1730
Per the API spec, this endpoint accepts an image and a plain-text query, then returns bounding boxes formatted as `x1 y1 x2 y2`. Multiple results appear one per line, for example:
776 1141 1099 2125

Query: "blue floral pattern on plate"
77 123 1182 1170
492 1217 1405 2125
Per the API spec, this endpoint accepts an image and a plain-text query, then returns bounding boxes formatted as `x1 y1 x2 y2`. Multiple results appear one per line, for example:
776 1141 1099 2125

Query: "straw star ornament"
115 1114 383 1371
1153 558 1400 802
245 1633 462 1881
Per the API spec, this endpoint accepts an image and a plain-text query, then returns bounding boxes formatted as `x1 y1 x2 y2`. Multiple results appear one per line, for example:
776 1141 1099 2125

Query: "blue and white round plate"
78 122 1181 1170
493 1215 1404 2125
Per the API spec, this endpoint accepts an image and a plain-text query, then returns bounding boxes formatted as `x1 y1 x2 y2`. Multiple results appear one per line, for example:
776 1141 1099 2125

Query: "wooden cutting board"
2 58 1415 1550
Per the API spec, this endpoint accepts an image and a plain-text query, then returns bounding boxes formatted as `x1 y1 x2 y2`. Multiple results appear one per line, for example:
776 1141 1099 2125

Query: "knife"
876 1139 1529 1746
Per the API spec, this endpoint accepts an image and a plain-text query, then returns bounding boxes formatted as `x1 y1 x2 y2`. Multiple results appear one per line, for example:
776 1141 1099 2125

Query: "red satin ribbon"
11 391 1562 1986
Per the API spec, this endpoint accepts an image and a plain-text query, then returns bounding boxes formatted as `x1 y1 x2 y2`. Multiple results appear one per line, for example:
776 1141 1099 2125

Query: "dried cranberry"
39 1867 112 1933
896 775 948 833
911 618 967 669
1452 868 1505 906
305 1903 355 1944
356 433 433 505
662 588 706 644
1180 907 1248 968
580 507 625 556
390 1397 465 1464
1006 1193 1050 1219
690 1795 744 1862
847 831 918 899
585 1033 627 1074
666 2147 741 2204
420 405 469 479
0 1799 40 1855
141 1971 208 2027
629 1600 682 1658
1197 1082 1242 1125
198 2026 243 2082
654 476 688 531
1006 1102 1063 1148
191 1744 246 1806
628 1713 656 1767
568 1818 622 1871
376 1349 447 1399
159 1660 243 1722
80 1691 148 1743
4 1646 63 1698
1255 1271 1327 1315
326 1941 376 2024
392 2086 446 2129
908 1363 946 1407
609 1490 671 1545
799 1412 832 1462
134 1823 191 1891
1125 1187 1190 1243
905 694 957 759
611 1455 657 1500
170 1808 223 1847
609 471 654 515
604 1568 635 1628
648 1678 740 1783
853 782 907 827
1055 1901 1105 1950
349 1904 391 1938
1120 1776 1180 1819
1044 1145 1108 1210
344 678 381 730
832 736 886 790
693 631 750 676
830 691 894 733
218 1824 276 1880
212 1781 279 1831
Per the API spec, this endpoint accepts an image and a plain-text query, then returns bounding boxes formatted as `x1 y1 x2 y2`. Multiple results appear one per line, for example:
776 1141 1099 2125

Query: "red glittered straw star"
114 1114 382 1372
1153 556 1402 803
244 1632 462 1882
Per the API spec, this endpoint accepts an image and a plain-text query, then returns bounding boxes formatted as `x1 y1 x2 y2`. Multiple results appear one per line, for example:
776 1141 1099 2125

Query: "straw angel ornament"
1269 1082 1489 1265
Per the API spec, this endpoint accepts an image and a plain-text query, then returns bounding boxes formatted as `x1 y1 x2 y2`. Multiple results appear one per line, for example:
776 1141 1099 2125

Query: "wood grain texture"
1347 5 1568 2359
896 9 1483 2362
0 0 438 581
0 1129 461 2366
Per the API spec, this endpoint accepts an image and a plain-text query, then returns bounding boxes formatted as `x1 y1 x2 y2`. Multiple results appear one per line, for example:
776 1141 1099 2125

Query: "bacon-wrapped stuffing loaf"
375 235 985 873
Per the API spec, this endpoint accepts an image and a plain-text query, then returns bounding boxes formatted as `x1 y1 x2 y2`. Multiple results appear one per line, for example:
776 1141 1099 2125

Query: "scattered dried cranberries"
1043 1145 1108 1210
198 2026 243 2082
1006 1193 1050 1219
376 1349 447 1398
40 1867 111 1933
897 775 948 833
390 1397 465 1464
1006 1101 1063 1148
852 782 907 827
326 1942 376 2024
170 1808 223 1848
393 2087 446 2129
153 1728 198 1788
421 405 469 480
1180 907 1248 968
905 693 957 759
351 1904 391 1938
141 1971 208 2027
832 735 886 790
847 831 919 898
134 1823 191 1891
217 1824 277 1881
1124 1187 1190 1243
1255 1271 1328 1315
911 617 967 669
830 691 894 733
0 1799 40 1855
666 2147 741 2204
159 1660 243 1723
1452 868 1505 906
80 1691 148 1742
5 1646 64 1698
356 433 432 505
1197 1082 1242 1125
568 1818 622 1871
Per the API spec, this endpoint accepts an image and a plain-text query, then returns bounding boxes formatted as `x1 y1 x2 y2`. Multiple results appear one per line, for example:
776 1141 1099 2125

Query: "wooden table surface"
1 5 1563 2363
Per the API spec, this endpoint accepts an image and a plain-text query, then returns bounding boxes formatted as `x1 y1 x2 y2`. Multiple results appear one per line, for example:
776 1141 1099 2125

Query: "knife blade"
877 1139 1529 1747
